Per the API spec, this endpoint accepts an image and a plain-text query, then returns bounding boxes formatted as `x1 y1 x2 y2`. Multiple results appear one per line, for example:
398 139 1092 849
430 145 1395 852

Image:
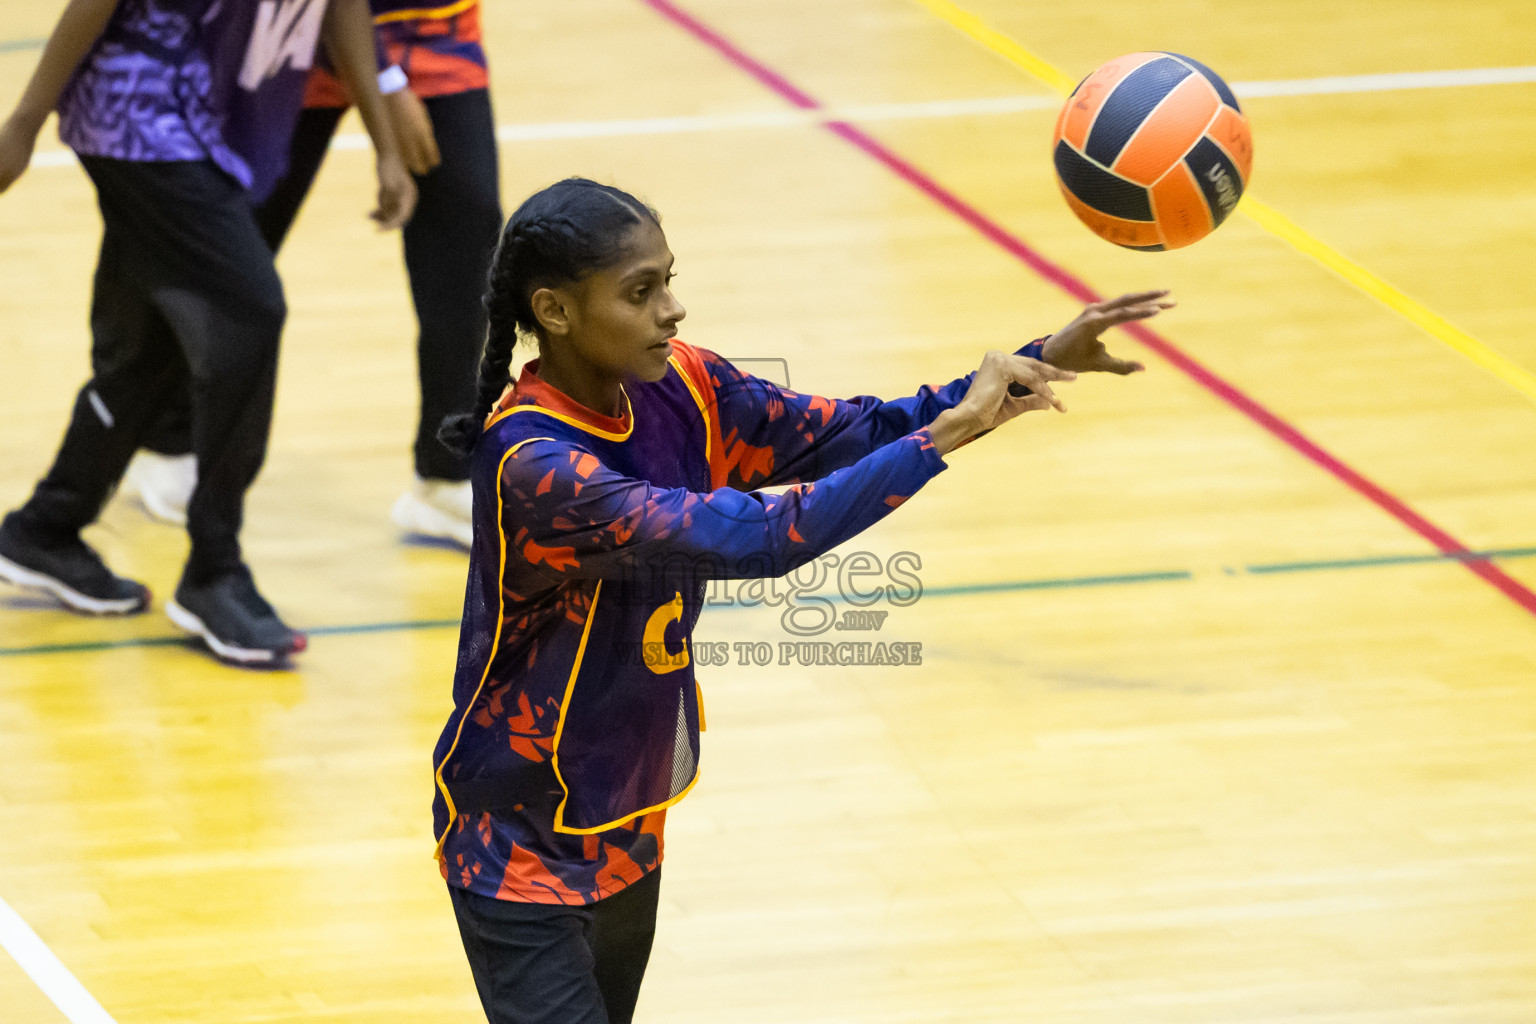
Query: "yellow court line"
909 0 1076 94
1240 197 1536 403
907 0 1536 406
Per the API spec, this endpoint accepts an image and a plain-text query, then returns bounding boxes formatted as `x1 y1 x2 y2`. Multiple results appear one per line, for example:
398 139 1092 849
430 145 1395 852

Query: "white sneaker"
392 477 473 548
123 451 197 526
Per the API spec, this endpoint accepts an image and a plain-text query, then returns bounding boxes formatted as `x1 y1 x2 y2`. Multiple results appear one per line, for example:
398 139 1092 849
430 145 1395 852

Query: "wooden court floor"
1 1 1534 1021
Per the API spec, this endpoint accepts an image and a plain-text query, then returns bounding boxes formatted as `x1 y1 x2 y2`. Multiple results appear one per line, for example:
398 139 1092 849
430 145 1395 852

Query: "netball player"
0 0 416 665
430 177 1171 1022
126 0 502 548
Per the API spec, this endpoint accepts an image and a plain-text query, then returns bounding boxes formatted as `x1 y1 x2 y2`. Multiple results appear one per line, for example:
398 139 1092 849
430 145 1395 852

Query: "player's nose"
661 290 686 325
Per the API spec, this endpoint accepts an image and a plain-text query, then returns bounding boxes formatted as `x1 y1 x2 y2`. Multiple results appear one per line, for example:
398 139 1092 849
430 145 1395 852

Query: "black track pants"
448 869 661 1024
19 157 285 581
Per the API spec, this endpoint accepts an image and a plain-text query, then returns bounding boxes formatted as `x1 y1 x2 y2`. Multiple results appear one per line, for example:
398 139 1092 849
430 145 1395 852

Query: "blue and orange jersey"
305 0 488 108
431 341 999 905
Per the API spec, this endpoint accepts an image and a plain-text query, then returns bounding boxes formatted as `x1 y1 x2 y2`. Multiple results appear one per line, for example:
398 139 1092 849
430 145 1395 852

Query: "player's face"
566 220 686 384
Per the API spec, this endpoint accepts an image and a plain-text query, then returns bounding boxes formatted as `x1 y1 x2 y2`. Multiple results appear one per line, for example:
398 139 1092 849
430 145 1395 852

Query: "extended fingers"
1089 298 1175 334
1109 299 1174 322
1095 353 1146 375
1006 355 1074 411
1016 355 1076 382
1104 289 1172 309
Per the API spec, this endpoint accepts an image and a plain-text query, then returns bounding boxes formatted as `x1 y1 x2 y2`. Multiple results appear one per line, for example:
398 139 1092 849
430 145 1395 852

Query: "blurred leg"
17 200 186 538
404 88 503 482
130 104 346 468
103 166 291 582
255 104 347 253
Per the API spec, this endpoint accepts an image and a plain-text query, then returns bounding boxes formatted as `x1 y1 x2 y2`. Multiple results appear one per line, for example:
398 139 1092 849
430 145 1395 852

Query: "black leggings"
449 870 661 1024
145 89 503 481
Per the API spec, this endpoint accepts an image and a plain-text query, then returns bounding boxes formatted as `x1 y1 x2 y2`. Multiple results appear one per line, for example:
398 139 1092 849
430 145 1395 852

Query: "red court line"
638 0 1536 619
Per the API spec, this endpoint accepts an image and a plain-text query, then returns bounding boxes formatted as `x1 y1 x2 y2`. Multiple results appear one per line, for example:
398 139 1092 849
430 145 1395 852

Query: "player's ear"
530 287 570 337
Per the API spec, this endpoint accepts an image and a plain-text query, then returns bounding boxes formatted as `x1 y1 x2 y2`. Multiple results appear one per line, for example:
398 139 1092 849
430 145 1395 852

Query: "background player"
0 0 415 665
125 0 502 548
431 177 1170 1023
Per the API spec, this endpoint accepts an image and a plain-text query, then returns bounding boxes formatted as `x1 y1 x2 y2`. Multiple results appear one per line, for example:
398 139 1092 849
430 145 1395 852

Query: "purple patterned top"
57 0 327 201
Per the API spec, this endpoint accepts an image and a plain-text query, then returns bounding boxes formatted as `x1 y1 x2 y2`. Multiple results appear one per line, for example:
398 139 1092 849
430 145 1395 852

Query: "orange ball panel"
1052 99 1070 149
1149 163 1214 250
1207 105 1255 185
1055 51 1163 152
1058 184 1163 249
1111 75 1220 187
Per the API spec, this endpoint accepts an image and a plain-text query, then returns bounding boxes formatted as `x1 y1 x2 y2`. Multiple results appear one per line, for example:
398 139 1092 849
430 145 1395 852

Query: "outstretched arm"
500 428 946 585
691 341 1067 489
501 351 1063 585
696 290 1172 487
0 0 119 193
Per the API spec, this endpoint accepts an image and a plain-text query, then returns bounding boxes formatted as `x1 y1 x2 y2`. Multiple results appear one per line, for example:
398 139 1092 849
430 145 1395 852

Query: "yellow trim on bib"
432 436 555 860
374 0 477 25
483 389 635 443
548 581 703 835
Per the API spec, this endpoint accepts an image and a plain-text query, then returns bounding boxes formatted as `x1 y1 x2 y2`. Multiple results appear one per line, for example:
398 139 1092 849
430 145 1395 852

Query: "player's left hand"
1041 289 1175 374
384 88 441 176
0 113 42 194
371 151 418 230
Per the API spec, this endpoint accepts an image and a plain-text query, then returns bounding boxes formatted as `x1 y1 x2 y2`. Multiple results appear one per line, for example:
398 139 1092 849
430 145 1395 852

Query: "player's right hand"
1042 290 1172 373
371 151 418 230
928 350 1076 454
0 114 40 194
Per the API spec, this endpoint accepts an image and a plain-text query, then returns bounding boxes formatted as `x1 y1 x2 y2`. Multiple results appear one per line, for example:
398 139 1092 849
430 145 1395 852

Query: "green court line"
308 617 461 636
0 38 45 55
2 546 1533 659
923 570 1193 597
0 636 189 658
0 619 459 659
1245 545 1536 575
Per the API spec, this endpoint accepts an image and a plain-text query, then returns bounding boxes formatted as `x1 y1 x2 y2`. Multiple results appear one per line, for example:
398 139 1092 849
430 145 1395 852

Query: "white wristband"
377 65 409 95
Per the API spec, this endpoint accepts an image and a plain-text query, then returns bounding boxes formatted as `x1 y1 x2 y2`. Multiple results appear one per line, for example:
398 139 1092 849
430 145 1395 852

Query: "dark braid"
437 234 526 458
438 178 659 457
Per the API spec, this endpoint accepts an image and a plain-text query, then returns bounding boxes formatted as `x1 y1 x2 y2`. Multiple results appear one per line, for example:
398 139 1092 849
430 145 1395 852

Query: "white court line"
0 895 118 1024
29 97 1057 165
27 64 1536 168
1234 64 1536 97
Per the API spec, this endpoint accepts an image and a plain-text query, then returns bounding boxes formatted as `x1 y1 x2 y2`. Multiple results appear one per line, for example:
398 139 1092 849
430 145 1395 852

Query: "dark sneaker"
0 512 151 615
166 567 307 666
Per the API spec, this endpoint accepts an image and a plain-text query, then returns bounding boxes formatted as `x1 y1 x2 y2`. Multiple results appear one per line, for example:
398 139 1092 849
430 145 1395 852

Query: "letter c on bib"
642 592 690 675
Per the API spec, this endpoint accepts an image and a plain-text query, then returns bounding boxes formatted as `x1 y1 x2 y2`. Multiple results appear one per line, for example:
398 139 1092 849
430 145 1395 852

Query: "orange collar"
487 359 633 436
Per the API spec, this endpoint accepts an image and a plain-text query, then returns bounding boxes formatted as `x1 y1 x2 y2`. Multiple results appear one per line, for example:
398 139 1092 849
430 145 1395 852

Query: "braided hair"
439 178 659 457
